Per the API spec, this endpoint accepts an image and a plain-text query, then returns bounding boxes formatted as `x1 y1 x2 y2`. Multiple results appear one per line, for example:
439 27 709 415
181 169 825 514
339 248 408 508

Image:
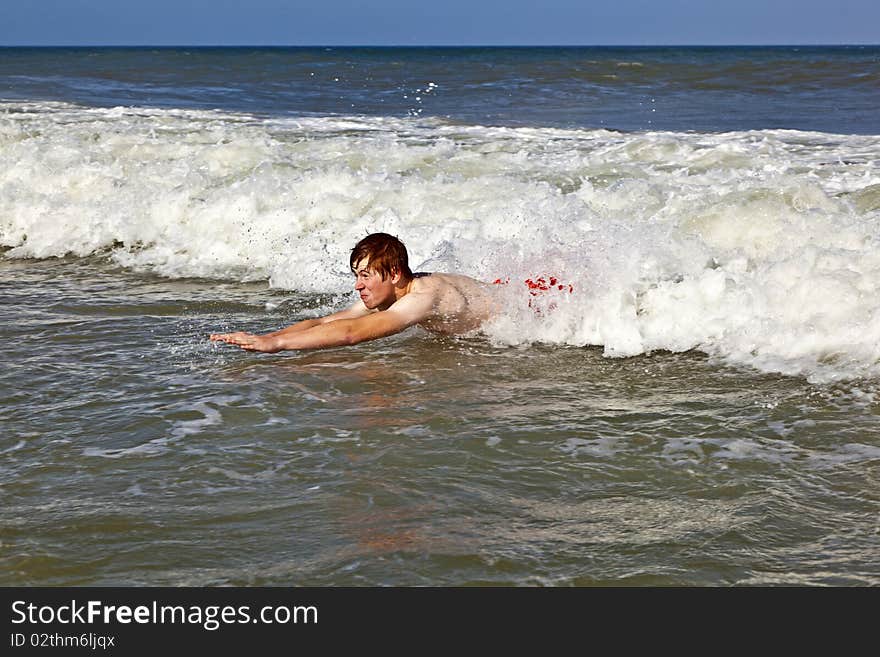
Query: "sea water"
1 47 879 585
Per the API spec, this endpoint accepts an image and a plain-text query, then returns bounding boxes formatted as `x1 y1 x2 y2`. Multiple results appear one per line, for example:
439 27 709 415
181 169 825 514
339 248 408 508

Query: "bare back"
403 272 495 334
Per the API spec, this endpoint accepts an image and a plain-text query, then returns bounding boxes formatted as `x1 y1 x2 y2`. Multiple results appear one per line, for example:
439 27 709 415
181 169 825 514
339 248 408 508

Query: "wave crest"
3 102 880 381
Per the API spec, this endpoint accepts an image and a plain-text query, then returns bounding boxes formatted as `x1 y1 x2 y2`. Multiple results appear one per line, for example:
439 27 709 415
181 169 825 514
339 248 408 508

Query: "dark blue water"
1 46 878 133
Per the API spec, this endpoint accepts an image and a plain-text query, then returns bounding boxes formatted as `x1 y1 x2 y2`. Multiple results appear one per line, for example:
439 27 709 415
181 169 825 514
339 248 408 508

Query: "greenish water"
3 45 879 587
2 257 878 586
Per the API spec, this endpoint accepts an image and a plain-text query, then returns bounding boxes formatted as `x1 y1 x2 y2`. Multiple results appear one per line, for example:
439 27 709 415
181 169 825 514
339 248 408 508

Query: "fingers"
211 333 276 353
209 332 256 347
210 332 278 353
211 332 250 340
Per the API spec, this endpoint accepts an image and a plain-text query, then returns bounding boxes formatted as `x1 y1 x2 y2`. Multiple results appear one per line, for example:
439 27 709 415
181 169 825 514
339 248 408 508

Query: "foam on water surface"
2 101 880 382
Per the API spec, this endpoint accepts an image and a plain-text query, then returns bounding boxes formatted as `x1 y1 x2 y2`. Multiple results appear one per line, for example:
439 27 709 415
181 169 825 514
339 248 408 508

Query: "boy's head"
349 233 413 280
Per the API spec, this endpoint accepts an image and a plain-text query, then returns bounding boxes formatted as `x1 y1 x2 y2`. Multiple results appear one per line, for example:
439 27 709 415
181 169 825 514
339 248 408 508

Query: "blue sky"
1 0 877 46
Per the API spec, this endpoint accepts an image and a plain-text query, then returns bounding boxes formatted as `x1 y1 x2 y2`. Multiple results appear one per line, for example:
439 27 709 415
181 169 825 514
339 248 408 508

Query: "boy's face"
353 258 397 310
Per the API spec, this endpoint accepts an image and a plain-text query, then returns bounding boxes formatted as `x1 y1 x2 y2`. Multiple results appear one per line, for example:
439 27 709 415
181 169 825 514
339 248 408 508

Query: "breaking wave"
3 101 880 382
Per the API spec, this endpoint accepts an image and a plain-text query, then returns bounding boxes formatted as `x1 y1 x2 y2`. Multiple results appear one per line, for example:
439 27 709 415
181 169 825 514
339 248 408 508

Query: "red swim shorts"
493 275 574 294
493 275 574 310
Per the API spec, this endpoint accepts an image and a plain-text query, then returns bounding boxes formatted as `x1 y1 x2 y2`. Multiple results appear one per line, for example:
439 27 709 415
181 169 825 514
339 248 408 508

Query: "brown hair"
349 233 413 280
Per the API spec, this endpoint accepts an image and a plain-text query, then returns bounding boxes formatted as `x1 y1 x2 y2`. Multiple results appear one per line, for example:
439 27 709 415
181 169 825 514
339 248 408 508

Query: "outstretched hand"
209 332 282 353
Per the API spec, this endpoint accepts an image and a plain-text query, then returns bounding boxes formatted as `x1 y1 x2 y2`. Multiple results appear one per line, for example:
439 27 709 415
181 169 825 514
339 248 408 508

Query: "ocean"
1 46 879 585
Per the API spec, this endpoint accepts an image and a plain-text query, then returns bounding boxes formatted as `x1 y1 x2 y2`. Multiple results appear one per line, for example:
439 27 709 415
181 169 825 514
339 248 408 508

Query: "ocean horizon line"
1 43 878 49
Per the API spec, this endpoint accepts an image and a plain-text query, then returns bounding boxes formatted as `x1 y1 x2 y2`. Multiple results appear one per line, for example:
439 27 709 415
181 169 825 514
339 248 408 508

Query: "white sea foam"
2 101 880 382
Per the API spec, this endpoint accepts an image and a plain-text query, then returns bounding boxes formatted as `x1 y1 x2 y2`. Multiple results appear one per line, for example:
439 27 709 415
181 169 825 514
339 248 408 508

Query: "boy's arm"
263 301 371 338
210 293 434 353
210 300 369 347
